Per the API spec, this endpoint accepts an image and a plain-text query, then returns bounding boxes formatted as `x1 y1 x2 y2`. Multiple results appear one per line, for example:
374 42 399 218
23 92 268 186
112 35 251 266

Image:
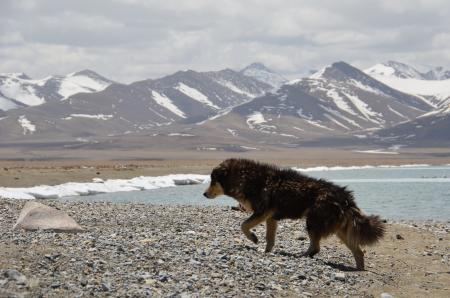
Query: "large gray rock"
13 201 84 232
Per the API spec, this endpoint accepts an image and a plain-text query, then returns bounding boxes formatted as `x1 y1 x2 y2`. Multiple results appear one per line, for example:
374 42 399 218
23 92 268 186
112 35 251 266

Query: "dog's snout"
203 192 208 198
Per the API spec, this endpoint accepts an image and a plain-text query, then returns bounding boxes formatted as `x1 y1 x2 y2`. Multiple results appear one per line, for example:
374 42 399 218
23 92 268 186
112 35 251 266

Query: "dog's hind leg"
337 228 365 270
241 211 271 244
265 217 278 253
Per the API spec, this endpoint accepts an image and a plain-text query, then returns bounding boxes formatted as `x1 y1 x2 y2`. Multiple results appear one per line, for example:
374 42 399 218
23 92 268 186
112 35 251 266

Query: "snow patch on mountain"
18 115 36 135
59 72 111 99
0 78 45 106
0 94 19 111
365 75 450 107
240 63 287 88
63 114 113 120
175 83 220 109
151 90 186 118
365 61 423 79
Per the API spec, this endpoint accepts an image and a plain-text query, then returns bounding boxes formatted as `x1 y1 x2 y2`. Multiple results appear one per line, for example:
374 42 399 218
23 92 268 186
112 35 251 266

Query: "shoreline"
1 163 449 201
1 199 449 297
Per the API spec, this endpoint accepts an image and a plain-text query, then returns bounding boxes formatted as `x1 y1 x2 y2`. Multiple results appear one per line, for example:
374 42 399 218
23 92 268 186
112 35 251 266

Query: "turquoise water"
64 166 450 220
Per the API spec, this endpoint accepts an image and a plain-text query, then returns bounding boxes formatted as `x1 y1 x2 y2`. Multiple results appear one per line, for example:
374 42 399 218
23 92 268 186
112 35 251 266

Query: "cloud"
0 0 449 82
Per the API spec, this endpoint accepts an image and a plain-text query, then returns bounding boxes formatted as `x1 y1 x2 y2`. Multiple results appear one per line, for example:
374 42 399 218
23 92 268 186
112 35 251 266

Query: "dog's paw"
249 233 258 244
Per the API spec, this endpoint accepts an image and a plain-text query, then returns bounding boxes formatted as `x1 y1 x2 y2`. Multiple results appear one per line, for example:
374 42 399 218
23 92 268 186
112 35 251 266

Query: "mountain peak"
365 61 423 79
1 72 31 80
241 62 274 73
240 63 287 89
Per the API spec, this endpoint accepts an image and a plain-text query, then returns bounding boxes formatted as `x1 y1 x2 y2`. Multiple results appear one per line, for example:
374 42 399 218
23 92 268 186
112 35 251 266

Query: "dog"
203 158 385 270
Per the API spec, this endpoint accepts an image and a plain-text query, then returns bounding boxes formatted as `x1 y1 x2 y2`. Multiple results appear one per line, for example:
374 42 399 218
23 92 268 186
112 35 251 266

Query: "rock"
0 279 7 287
302 292 313 297
101 282 112 291
4 269 27 285
380 293 393 298
396 234 404 240
13 201 84 232
50 282 60 289
334 272 346 281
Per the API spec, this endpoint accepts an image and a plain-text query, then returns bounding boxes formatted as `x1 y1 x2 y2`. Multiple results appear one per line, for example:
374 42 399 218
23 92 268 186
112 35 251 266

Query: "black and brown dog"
203 158 385 270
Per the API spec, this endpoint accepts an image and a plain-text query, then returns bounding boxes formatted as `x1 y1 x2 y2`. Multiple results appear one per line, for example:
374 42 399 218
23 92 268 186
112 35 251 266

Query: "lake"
64 165 450 220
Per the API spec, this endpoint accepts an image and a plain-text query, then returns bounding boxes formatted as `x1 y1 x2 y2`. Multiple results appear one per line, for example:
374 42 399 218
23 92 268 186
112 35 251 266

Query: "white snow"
240 146 259 150
59 73 110 99
342 92 383 124
326 89 357 115
151 90 186 118
227 129 238 137
367 75 450 106
0 94 19 111
175 83 220 109
324 114 350 130
167 133 194 136
63 114 113 120
353 149 399 155
17 115 36 135
365 62 423 79
387 105 409 119
0 174 208 200
0 78 45 106
241 66 287 88
309 67 329 79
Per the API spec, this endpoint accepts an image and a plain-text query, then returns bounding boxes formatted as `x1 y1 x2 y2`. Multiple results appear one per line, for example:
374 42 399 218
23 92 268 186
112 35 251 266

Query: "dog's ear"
212 165 228 184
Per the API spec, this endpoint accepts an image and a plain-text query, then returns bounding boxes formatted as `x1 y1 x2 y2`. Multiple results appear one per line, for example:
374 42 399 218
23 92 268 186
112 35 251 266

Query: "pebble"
381 293 393 298
3 269 27 285
0 199 448 297
334 272 346 281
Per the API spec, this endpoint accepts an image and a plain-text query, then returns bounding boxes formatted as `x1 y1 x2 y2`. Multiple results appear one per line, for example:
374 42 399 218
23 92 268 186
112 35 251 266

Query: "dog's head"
203 161 229 199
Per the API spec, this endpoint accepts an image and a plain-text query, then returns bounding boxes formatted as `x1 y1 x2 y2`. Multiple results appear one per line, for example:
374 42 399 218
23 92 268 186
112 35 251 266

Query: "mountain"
240 63 287 89
0 68 272 140
373 108 450 146
365 61 450 109
190 61 432 147
423 66 450 80
0 70 114 111
365 61 424 79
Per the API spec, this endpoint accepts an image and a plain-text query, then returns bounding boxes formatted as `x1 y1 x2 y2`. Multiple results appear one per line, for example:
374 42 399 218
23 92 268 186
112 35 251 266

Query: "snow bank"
0 174 208 200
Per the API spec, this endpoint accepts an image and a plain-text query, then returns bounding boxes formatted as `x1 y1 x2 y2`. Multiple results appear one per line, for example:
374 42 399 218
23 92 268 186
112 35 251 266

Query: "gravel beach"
1 199 449 297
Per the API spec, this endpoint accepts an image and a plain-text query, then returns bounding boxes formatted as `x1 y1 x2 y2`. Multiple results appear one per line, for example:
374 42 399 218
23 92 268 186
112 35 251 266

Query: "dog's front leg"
241 211 270 245
265 217 278 252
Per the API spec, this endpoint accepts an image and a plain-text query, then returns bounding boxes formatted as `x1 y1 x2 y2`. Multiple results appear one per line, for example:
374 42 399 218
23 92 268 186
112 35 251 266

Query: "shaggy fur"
203 158 385 270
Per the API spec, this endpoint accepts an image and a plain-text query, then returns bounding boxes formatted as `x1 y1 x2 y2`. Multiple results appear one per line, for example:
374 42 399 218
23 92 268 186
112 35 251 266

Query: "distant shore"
1 199 449 297
1 146 450 187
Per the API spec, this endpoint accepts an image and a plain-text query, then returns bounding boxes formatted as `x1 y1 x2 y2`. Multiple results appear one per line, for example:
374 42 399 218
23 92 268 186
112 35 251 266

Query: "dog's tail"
344 207 385 246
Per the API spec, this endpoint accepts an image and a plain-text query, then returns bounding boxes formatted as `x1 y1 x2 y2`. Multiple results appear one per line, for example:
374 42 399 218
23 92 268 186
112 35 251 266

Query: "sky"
1 0 449 82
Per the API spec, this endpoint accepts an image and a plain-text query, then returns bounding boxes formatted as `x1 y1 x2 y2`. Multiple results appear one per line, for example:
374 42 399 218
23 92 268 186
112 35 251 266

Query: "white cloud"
0 0 449 82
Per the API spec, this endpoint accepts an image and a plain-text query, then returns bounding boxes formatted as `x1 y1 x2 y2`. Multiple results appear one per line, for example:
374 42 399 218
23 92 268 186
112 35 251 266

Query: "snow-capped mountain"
365 62 450 109
365 61 424 79
192 61 432 146
423 66 450 80
0 70 114 111
240 63 287 89
0 68 272 139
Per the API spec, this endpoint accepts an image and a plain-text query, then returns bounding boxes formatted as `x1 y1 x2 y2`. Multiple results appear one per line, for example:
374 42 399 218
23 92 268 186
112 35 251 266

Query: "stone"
334 272 346 281
4 269 27 285
380 293 393 298
101 282 112 291
13 201 84 232
396 234 404 240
